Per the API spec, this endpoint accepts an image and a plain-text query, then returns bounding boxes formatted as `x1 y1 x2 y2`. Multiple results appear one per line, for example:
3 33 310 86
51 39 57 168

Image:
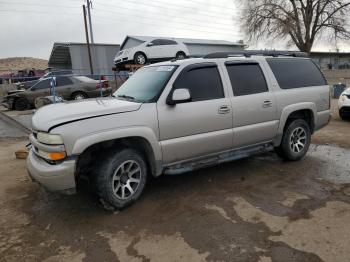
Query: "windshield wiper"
117 94 135 101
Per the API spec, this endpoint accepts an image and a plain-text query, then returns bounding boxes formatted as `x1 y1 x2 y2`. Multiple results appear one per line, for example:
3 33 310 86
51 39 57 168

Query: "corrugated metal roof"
120 35 245 50
48 42 120 68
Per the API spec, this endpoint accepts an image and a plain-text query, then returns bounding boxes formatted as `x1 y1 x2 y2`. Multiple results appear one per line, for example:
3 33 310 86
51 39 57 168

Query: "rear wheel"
275 119 311 161
14 97 30 111
94 148 148 210
71 92 88 100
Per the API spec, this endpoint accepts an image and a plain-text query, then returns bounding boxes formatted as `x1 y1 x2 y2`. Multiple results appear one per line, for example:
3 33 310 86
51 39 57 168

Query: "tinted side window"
56 77 73 87
33 79 50 90
174 66 224 102
226 64 268 96
162 39 178 45
267 58 327 89
151 39 163 46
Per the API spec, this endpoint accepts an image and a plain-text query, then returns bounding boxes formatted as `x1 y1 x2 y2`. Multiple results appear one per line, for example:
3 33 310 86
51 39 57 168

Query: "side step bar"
164 143 274 175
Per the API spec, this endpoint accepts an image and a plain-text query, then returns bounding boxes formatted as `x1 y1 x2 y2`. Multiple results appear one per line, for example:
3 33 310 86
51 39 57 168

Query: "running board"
164 143 274 175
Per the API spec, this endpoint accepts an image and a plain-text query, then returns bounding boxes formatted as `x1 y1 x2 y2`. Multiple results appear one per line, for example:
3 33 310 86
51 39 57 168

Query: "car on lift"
2 76 111 111
114 38 189 66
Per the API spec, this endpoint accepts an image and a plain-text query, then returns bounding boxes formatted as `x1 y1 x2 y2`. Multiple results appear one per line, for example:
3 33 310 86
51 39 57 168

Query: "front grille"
346 94 350 99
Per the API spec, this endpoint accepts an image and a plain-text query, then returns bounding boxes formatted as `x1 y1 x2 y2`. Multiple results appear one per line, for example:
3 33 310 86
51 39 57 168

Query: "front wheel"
94 148 148 210
14 97 30 111
275 119 311 161
134 52 147 65
176 51 186 60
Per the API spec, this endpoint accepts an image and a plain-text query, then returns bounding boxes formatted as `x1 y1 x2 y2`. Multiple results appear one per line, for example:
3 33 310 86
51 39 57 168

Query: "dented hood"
32 97 141 132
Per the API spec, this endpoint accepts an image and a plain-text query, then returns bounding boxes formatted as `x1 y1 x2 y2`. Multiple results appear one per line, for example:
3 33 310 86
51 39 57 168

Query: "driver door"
28 79 51 101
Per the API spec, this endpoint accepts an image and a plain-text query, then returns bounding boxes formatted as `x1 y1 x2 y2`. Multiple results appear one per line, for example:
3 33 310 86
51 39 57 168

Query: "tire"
134 52 147 65
339 110 349 121
176 51 186 60
94 148 148 210
14 97 30 111
275 119 311 161
71 92 88 100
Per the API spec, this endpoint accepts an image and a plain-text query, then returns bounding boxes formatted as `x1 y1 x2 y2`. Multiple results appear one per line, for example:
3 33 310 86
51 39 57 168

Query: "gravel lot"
0 100 349 262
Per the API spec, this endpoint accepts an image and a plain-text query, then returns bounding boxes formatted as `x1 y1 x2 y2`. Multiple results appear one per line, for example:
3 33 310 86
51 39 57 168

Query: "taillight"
96 81 109 89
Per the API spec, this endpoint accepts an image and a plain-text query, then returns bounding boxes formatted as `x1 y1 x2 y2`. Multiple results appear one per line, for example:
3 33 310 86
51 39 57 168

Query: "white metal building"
48 42 120 75
119 35 246 56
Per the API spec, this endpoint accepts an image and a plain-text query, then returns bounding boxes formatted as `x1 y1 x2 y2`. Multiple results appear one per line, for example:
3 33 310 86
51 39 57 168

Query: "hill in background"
0 57 48 73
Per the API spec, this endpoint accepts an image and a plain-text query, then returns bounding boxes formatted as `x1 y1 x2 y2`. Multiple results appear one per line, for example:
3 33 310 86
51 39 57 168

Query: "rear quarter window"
267 58 327 89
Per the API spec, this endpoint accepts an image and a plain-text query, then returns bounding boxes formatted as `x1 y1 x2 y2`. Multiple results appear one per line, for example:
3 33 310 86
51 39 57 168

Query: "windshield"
114 65 178 103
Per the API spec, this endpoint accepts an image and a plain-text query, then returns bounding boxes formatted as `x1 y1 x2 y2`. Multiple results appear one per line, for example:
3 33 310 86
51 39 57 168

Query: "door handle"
218 105 230 114
262 101 272 108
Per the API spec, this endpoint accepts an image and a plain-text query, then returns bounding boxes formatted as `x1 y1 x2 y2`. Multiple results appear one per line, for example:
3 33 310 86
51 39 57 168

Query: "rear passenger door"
157 63 233 164
224 61 278 148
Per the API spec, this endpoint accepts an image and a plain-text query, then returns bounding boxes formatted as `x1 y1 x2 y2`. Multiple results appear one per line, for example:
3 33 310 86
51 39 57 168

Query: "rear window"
226 63 268 96
267 58 327 89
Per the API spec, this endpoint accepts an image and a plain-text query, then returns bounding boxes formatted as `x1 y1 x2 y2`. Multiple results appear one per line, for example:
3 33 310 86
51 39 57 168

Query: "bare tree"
240 0 350 53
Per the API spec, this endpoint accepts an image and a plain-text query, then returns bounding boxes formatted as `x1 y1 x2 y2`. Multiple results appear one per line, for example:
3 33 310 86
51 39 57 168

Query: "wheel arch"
73 128 162 179
70 90 88 100
274 103 317 146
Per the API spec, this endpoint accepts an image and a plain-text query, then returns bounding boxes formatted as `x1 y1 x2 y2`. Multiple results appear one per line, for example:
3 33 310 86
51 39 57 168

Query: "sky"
0 0 348 59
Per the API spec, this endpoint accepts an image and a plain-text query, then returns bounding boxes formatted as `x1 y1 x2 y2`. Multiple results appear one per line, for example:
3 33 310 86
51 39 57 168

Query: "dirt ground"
0 100 350 262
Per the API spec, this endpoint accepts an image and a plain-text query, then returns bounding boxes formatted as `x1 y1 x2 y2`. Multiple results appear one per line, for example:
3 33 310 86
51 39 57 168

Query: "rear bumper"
115 57 132 65
27 149 76 192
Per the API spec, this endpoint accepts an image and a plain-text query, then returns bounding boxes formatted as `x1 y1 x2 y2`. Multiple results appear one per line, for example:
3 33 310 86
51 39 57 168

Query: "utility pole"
86 0 94 44
83 5 94 75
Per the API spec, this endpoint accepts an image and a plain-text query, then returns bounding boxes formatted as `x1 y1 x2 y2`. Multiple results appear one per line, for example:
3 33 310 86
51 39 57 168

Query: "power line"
93 2 238 28
0 9 80 15
138 0 239 15
0 1 79 9
94 0 239 20
94 7 237 33
153 0 238 11
93 15 242 37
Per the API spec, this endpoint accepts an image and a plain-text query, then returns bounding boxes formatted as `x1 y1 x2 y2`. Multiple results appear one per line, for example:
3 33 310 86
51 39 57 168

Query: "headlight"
37 132 63 145
341 94 348 102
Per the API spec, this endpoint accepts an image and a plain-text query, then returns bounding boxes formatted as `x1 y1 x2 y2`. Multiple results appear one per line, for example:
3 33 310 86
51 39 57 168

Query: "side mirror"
167 88 191 105
146 43 154 47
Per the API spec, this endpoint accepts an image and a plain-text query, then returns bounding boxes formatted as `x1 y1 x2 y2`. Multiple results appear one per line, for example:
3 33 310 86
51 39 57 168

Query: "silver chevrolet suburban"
27 51 331 210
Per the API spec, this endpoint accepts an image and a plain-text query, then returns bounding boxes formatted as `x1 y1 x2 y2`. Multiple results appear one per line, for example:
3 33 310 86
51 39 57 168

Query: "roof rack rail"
204 50 309 59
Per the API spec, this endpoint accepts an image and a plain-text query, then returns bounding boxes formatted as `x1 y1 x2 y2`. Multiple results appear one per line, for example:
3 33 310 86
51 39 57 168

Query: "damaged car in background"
2 75 111 110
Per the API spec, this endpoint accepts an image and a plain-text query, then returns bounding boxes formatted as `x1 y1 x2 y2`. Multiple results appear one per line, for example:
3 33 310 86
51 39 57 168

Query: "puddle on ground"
308 144 350 184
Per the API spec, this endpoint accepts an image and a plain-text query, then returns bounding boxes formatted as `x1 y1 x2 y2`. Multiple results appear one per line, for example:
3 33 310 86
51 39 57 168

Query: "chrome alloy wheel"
289 127 307 153
136 54 146 65
74 94 85 100
112 160 142 200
